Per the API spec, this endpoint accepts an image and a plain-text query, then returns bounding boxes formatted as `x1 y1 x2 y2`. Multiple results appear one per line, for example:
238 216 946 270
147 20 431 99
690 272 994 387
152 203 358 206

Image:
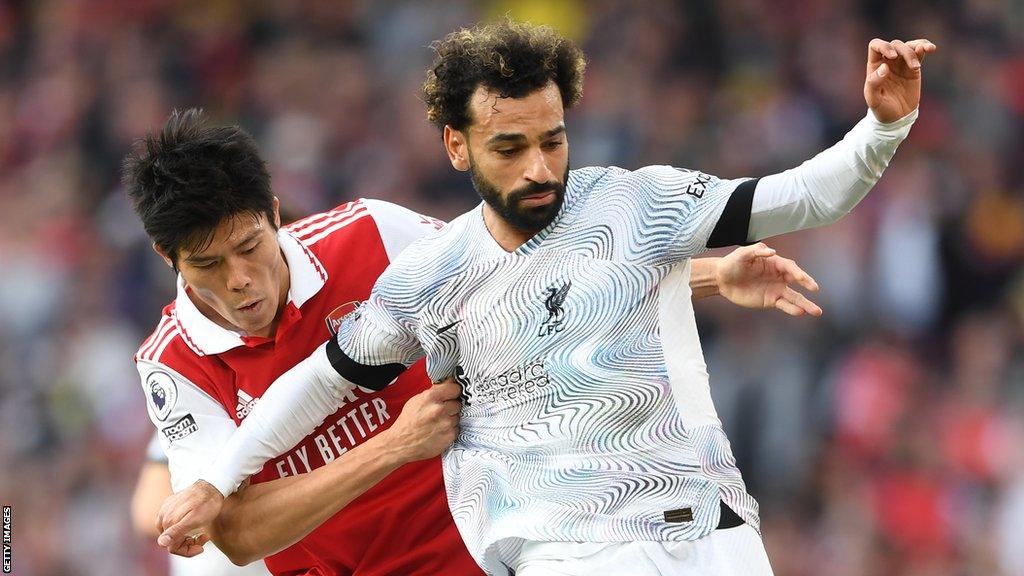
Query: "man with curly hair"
159 20 935 575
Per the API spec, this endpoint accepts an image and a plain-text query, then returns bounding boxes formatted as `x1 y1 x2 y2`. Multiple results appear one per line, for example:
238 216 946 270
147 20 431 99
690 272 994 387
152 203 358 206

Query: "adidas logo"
235 389 260 420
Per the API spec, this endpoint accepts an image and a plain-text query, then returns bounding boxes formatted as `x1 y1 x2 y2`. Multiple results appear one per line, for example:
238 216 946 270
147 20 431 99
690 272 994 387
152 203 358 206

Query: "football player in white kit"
159 21 936 576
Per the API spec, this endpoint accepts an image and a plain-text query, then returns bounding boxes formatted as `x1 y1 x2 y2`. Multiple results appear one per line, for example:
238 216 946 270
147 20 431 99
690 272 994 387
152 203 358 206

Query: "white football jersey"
337 166 759 573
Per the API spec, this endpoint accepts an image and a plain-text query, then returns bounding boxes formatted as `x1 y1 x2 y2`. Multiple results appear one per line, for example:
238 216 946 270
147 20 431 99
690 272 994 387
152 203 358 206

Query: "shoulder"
285 200 376 247
287 199 447 265
595 165 710 189
135 305 224 403
373 210 477 301
386 209 474 271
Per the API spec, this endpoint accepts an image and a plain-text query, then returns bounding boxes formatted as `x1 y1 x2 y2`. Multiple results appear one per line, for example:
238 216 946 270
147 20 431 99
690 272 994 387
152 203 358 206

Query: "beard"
470 160 570 235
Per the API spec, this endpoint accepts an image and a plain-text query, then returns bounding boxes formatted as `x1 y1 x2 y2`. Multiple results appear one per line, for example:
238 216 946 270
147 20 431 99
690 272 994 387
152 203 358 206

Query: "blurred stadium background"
0 0 1022 574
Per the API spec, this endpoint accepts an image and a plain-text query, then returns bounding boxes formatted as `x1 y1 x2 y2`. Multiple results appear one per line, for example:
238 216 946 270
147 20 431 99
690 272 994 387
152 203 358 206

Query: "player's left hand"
864 38 937 123
716 243 822 317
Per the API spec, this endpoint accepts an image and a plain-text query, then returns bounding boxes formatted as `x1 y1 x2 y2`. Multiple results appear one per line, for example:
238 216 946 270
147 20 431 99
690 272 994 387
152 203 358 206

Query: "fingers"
890 39 920 71
443 398 462 417
775 287 823 317
773 257 819 292
158 507 197 548
774 298 805 316
868 38 898 63
739 242 776 261
169 533 209 558
906 39 938 58
431 379 463 400
906 39 937 66
869 38 936 69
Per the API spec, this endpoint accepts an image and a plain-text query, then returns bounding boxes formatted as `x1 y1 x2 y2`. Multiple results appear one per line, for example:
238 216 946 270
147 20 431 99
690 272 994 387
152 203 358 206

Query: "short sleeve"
137 360 238 492
334 279 425 370
623 165 750 260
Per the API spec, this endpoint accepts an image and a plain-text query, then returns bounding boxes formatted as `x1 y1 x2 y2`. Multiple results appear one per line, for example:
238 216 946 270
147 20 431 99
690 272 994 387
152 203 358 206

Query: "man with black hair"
128 108 820 575
124 109 479 574
154 20 935 575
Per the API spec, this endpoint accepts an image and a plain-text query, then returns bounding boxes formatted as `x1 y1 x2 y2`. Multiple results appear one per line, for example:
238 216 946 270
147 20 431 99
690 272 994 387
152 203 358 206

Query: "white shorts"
512 525 774 576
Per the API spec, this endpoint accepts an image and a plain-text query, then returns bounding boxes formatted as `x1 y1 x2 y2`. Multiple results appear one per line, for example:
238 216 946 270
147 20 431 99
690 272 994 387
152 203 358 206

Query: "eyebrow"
184 230 262 263
486 124 566 146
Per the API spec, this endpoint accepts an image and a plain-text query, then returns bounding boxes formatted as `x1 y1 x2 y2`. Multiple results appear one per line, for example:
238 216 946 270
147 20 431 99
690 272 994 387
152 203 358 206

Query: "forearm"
208 431 407 565
200 343 354 497
689 257 721 299
747 107 917 241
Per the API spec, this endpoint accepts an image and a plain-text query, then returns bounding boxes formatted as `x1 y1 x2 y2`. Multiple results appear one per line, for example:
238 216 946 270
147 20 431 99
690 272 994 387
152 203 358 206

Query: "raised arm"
738 39 937 242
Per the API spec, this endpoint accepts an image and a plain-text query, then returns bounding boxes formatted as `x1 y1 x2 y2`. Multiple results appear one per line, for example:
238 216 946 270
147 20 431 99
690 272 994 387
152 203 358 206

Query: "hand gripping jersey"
134 199 482 576
337 167 760 573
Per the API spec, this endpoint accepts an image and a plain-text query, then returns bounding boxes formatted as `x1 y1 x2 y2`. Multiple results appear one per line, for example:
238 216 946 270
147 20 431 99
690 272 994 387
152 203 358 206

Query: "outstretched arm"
157 374 461 561
205 381 461 565
153 338 416 556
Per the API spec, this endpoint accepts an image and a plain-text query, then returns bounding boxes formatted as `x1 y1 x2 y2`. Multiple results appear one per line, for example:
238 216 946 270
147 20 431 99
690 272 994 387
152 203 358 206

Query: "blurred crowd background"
0 0 1022 574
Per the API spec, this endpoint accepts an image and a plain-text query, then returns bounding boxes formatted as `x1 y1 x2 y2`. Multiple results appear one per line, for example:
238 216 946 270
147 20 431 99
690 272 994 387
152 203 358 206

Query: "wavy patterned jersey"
336 165 760 575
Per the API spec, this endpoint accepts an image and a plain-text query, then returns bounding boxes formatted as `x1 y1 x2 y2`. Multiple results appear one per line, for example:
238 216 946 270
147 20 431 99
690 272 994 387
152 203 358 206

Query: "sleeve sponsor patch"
161 414 199 443
146 371 178 422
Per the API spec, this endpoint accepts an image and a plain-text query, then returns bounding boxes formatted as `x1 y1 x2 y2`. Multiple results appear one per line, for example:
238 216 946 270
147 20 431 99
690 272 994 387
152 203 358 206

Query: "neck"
482 204 538 252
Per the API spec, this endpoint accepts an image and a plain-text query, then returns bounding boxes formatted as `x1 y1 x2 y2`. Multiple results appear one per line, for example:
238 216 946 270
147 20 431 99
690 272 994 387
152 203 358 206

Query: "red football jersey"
135 199 482 575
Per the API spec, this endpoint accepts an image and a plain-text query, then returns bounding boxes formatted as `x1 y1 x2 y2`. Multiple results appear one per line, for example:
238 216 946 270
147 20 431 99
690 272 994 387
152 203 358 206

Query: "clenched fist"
383 378 462 462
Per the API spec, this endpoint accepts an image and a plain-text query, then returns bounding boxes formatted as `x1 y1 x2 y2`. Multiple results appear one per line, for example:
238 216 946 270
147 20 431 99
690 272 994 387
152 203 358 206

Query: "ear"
443 126 470 172
271 197 282 228
152 243 175 269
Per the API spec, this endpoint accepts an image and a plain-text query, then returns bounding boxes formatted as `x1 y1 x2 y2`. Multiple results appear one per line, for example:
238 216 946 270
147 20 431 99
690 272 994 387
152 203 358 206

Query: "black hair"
122 108 275 268
423 20 586 131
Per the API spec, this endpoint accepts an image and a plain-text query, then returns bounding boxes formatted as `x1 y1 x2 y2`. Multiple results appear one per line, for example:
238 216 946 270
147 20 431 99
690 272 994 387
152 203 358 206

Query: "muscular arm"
159 365 459 559
207 430 408 565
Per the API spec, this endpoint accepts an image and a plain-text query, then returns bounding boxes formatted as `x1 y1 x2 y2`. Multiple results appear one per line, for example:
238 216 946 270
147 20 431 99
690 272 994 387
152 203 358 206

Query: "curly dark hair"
423 20 586 131
122 108 275 268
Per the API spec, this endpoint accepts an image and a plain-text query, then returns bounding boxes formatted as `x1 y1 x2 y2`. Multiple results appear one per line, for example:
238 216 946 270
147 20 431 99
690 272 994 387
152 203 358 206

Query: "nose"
523 147 554 184
225 260 252 292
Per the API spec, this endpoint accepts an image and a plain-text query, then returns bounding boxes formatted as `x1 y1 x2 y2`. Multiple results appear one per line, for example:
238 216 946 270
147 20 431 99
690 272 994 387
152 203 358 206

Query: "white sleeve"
137 361 237 493
198 343 359 497
362 198 445 263
747 107 917 241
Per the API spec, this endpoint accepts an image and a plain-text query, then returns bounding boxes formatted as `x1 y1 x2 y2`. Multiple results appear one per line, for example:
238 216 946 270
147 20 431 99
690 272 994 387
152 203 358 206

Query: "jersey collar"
173 229 329 356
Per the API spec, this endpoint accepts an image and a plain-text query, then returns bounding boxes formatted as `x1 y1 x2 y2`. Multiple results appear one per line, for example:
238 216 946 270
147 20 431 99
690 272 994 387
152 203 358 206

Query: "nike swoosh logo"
436 320 462 335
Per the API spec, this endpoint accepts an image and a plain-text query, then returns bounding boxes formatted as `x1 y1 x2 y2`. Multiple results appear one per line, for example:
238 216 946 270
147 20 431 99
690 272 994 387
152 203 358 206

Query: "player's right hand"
385 378 462 463
155 479 225 557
